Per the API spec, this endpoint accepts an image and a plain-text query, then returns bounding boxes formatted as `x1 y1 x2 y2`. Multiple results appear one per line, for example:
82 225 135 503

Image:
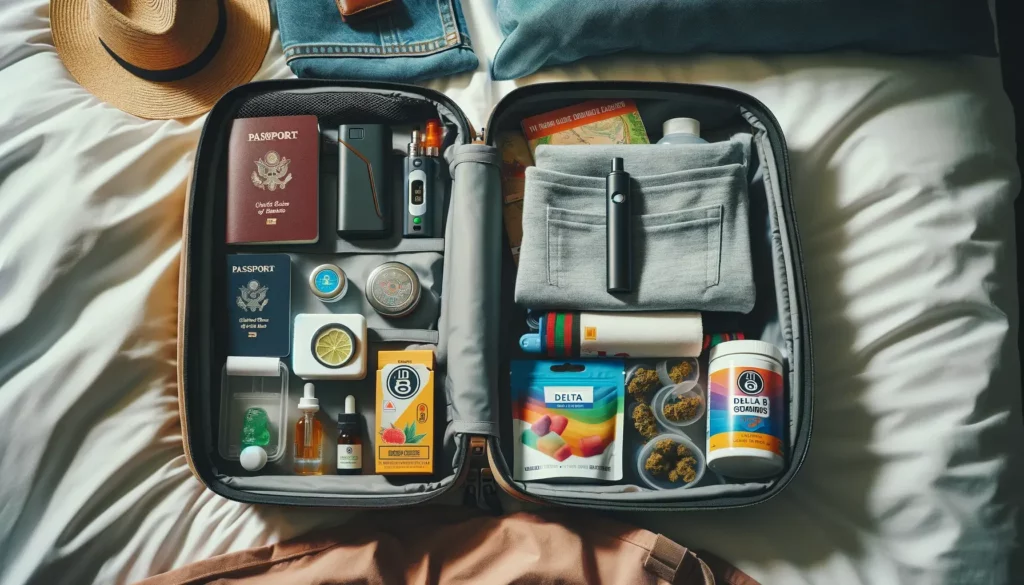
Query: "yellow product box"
375 350 434 474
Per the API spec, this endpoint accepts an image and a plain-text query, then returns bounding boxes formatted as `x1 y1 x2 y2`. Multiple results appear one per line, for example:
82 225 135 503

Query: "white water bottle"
658 118 707 145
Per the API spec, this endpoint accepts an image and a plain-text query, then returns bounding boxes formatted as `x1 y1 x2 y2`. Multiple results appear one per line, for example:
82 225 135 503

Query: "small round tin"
365 262 421 318
309 264 348 302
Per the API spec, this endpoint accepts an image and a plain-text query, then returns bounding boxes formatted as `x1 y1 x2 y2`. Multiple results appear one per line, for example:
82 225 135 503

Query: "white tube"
226 356 282 377
578 312 702 358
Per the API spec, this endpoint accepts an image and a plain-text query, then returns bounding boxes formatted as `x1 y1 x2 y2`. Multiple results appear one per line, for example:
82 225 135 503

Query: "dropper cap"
338 394 361 433
298 383 319 412
424 119 444 156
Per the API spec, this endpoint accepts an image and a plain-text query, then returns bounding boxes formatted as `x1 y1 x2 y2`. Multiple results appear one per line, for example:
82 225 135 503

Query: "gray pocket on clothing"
516 139 754 313
545 206 723 305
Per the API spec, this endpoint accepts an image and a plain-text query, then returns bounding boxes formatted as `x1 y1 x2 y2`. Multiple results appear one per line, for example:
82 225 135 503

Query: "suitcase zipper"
485 440 546 505
463 436 503 513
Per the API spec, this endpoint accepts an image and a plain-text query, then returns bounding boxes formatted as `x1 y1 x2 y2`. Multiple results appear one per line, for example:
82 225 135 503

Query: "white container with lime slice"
292 313 367 380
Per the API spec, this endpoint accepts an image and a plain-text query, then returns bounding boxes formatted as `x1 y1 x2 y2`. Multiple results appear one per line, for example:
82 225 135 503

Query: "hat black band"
98 0 227 83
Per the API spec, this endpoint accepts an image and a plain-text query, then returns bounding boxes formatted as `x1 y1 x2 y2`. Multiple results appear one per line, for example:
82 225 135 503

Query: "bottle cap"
708 340 784 364
519 333 542 354
338 395 361 432
663 117 701 138
309 264 348 302
298 382 319 412
365 261 421 318
239 445 268 471
611 157 624 172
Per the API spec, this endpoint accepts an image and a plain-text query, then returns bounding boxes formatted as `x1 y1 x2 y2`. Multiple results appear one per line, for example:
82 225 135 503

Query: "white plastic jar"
706 340 785 479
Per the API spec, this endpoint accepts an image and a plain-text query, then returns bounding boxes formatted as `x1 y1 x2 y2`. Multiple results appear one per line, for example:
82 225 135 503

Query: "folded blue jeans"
276 0 478 82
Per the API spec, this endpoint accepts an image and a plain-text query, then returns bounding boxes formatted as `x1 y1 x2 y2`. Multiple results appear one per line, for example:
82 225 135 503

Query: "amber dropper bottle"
337 395 363 475
294 383 324 475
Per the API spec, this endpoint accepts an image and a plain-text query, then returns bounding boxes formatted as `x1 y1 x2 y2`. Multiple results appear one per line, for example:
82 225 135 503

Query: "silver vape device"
403 130 438 238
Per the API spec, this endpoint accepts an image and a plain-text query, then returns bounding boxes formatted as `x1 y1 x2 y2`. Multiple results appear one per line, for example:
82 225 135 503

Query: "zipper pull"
464 436 501 514
462 467 480 508
479 467 504 515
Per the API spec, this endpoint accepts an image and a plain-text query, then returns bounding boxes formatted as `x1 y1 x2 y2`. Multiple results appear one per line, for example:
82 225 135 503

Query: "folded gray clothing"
515 136 755 313
533 135 750 177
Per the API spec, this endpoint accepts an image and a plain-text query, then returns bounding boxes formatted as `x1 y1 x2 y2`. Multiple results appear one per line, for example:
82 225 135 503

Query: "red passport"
227 115 320 244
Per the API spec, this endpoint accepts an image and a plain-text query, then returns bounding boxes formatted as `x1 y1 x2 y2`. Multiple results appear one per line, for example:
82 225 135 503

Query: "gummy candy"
537 432 567 458
548 415 568 435
552 445 572 462
241 407 271 448
579 435 606 457
530 415 551 436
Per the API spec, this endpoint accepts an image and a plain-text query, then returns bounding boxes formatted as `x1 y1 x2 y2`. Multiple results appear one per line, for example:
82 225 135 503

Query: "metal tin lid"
309 264 347 301
708 340 784 364
365 261 421 318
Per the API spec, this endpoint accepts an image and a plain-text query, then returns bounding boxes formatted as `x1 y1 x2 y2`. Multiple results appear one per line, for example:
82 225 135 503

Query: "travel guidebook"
520 99 649 156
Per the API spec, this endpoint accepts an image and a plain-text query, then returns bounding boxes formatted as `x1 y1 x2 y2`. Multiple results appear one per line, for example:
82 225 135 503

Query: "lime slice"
313 326 355 367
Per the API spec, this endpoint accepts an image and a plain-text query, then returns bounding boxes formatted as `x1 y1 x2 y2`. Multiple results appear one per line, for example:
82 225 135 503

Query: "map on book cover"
520 99 649 156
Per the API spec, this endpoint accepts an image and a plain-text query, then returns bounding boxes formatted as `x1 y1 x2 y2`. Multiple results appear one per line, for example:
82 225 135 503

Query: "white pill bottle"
706 340 786 479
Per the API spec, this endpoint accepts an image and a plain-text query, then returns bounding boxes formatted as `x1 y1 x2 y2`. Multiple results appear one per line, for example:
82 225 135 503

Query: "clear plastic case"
218 362 289 463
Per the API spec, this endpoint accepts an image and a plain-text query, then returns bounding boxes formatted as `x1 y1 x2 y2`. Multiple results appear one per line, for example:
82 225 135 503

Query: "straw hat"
51 0 271 119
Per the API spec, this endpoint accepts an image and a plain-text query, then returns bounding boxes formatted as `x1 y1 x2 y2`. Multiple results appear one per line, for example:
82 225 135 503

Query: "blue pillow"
491 0 996 80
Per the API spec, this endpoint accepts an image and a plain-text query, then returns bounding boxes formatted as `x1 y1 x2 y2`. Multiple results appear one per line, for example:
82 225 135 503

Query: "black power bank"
337 124 391 237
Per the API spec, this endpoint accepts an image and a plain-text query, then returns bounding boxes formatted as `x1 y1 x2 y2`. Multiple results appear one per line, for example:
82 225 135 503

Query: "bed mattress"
0 0 1020 583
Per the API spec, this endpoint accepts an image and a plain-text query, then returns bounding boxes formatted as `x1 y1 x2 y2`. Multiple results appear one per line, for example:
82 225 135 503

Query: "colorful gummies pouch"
511 359 625 482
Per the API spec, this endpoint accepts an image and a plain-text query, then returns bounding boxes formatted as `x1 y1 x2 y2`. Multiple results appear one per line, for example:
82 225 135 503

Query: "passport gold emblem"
236 280 269 312
251 150 293 191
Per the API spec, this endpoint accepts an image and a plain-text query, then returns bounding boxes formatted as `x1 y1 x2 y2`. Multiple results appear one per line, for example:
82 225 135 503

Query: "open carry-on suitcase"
178 80 812 514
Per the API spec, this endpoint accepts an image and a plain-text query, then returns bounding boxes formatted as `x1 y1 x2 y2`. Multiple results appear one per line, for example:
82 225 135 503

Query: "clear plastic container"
218 361 289 464
636 433 706 490
652 380 706 429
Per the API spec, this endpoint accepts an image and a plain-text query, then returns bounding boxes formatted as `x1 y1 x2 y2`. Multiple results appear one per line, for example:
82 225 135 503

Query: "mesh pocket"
236 91 438 125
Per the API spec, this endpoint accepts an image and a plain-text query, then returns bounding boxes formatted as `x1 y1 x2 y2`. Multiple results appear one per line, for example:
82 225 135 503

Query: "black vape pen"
606 157 632 293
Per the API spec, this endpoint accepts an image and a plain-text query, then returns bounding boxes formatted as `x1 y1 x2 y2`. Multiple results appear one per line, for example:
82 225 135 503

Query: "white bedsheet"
0 1 1021 584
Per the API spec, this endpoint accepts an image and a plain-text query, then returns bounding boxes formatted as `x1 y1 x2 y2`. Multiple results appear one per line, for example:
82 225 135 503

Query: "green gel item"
241 407 271 447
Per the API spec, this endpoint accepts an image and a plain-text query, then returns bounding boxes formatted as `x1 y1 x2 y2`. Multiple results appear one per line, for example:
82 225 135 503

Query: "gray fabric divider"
368 327 439 344
741 109 803 442
335 238 446 255
436 144 503 437
289 252 443 332
520 479 769 501
221 473 457 496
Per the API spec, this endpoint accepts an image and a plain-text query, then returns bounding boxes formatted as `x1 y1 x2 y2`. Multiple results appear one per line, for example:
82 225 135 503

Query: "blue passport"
227 254 291 357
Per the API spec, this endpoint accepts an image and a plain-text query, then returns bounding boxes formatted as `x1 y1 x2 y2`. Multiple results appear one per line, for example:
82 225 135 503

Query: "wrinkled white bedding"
0 0 1021 584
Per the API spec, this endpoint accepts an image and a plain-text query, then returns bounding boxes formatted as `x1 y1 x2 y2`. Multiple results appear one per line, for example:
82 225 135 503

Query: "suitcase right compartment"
486 83 813 510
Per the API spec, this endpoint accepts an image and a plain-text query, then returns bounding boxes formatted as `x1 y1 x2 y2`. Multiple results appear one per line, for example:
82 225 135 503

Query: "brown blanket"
137 508 758 585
